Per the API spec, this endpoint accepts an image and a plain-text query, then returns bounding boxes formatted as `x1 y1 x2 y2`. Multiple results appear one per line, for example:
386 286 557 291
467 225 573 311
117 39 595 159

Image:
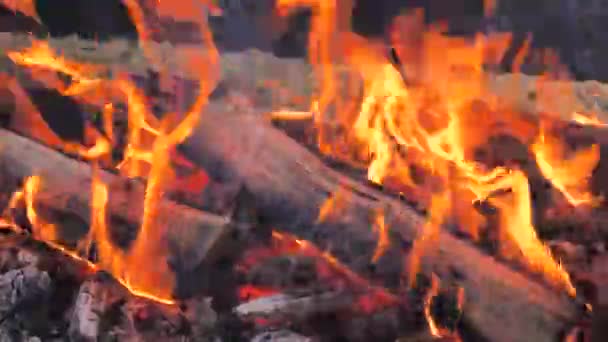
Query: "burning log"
180 103 582 342
0 128 246 292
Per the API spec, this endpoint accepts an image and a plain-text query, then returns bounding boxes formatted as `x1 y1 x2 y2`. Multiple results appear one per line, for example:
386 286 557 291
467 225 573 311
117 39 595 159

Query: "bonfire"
0 0 602 341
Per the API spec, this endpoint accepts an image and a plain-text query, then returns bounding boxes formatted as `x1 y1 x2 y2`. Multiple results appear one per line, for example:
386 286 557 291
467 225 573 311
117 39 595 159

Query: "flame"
8 176 97 271
316 187 348 223
5 0 219 304
22 175 60 242
423 273 442 338
572 112 604 126
276 2 580 295
371 208 389 263
88 173 175 305
532 124 599 206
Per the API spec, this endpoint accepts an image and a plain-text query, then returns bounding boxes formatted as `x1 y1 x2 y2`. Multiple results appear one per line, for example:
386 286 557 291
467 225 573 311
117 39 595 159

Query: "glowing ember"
316 187 348 223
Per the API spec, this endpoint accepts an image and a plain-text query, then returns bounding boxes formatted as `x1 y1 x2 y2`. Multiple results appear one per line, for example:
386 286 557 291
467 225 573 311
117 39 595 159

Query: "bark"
180 103 581 342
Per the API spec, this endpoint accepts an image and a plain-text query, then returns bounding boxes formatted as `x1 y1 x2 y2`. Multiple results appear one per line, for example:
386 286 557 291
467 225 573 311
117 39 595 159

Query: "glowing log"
181 103 582 342
0 128 243 293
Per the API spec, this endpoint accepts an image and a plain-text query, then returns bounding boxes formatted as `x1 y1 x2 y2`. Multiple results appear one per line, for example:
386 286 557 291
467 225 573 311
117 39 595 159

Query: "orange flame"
371 208 389 263
5 0 219 304
423 273 442 338
276 1 580 296
532 124 599 207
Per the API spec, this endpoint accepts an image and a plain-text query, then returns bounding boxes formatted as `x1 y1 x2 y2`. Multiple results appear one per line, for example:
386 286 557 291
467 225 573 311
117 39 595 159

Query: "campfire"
0 0 603 340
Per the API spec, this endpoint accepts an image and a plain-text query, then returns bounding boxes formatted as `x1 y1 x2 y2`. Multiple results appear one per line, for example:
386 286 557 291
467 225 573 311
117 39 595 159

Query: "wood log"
0 128 241 280
180 102 582 342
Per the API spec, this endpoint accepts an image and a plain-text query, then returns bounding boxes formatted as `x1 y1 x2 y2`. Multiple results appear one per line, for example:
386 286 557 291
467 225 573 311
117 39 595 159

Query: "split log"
180 103 582 342
0 128 243 279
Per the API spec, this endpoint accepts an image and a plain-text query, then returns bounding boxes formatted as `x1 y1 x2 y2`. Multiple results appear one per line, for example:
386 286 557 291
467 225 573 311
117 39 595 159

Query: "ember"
0 0 604 340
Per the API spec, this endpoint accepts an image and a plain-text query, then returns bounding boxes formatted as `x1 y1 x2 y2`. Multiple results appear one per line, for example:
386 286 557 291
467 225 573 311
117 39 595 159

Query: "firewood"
0 128 245 282
179 103 582 342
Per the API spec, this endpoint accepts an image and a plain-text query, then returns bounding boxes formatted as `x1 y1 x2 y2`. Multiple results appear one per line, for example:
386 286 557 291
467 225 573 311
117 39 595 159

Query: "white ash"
68 279 105 341
0 265 50 314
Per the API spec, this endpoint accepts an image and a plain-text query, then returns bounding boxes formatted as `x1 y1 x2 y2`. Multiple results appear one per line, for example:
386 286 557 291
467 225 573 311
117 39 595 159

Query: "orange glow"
277 1 578 295
316 188 348 223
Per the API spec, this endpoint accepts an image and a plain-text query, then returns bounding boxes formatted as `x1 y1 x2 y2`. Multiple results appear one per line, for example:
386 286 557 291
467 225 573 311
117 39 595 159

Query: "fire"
532 124 599 206
423 273 442 338
21 175 60 243
371 208 389 263
4 0 219 304
275 1 586 296
316 187 348 223
8 175 98 272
